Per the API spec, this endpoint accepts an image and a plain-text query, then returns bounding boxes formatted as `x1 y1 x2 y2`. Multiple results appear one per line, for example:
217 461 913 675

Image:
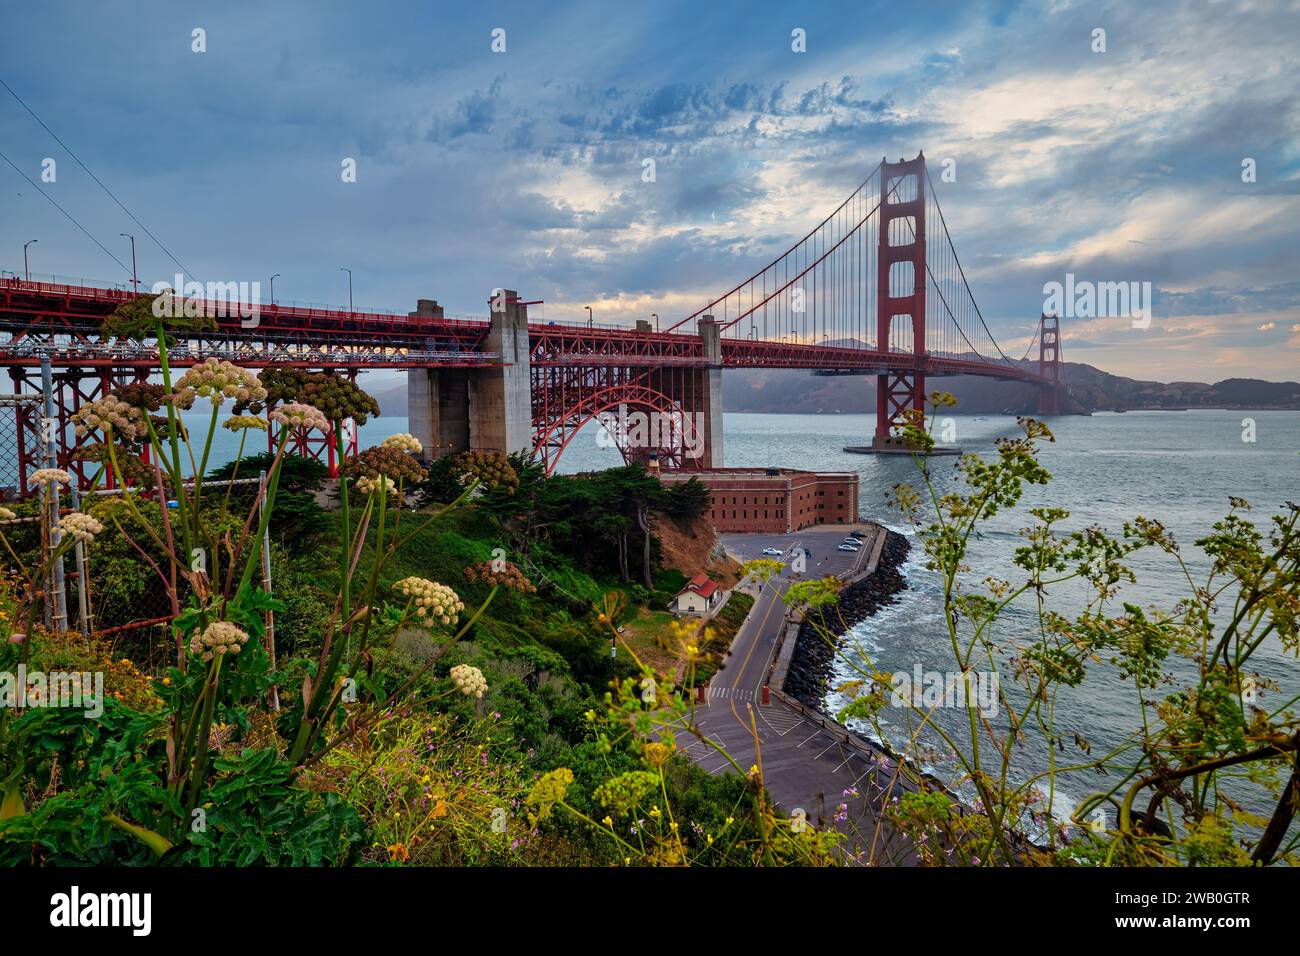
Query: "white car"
760 547 784 556
837 544 860 552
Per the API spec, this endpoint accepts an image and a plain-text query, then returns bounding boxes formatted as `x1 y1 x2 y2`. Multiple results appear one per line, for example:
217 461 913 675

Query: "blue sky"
2 0 1297 383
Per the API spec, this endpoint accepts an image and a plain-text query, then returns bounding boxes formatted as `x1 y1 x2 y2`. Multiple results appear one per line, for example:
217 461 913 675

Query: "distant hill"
723 361 1300 415
374 365 1300 419
374 383 407 417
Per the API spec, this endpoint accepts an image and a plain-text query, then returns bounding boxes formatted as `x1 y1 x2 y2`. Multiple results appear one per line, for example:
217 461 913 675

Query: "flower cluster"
346 445 428 485
269 402 330 432
452 450 519 494
0 507 14 521
526 767 574 823
250 368 380 423
29 468 72 488
223 414 268 432
393 576 464 625
111 382 167 412
174 358 267 409
57 511 104 543
163 388 197 411
593 770 659 815
71 396 149 442
449 664 488 699
464 560 536 593
189 620 251 661
355 474 396 496
382 432 423 455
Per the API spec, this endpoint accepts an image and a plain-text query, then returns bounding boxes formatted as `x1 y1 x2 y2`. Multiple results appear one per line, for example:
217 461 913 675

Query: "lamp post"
340 267 353 312
270 273 280 306
23 239 36 281
651 312 659 332
585 305 593 329
119 233 138 293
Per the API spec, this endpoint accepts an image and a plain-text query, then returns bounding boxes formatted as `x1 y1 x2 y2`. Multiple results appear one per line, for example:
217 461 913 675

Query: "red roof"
686 573 718 598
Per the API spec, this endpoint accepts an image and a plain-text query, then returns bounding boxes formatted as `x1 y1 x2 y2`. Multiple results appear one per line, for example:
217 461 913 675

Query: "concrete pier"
406 291 533 458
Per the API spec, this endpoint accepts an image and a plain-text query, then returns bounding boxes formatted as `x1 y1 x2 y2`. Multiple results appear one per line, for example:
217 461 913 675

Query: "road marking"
757 709 805 736
796 729 822 748
815 739 842 759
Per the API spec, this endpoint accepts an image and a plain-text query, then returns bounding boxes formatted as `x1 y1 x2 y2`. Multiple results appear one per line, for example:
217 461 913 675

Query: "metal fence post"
258 470 280 711
70 483 91 642
41 355 68 631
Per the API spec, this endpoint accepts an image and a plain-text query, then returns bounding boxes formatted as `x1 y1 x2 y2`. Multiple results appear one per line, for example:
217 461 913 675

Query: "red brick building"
658 468 859 533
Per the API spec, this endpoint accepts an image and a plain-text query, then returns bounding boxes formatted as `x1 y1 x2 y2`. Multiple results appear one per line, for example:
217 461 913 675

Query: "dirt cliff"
651 511 740 586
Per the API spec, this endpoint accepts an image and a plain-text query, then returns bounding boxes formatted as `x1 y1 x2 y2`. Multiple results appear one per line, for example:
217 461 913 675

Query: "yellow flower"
584 709 597 722
649 806 661 818
602 816 613 827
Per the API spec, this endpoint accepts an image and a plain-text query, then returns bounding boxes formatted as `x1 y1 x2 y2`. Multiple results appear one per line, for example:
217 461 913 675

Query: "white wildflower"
450 664 488 699
393 576 464 626
175 358 267 409
29 468 72 488
382 433 423 454
189 620 251 661
57 511 103 543
269 402 329 432
355 474 397 496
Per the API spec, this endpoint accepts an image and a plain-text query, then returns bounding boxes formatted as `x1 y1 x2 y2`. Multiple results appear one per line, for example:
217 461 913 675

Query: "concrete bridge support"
695 315 725 469
406 291 533 458
632 314 724 470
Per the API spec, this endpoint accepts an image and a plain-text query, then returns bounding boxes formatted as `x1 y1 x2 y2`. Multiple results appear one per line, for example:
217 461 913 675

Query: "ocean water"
193 405 1299 826
704 409 1299 829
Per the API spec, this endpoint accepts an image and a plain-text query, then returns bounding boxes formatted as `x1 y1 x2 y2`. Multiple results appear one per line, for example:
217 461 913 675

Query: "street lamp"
270 273 280 305
340 267 353 312
651 312 659 332
23 239 37 281
119 233 138 293
585 305 593 329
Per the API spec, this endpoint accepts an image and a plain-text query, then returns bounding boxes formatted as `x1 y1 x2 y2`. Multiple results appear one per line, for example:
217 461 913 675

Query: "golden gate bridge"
0 153 1062 491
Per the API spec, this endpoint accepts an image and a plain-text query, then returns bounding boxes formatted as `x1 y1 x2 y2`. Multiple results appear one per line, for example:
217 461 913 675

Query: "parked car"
761 547 783 556
850 530 867 538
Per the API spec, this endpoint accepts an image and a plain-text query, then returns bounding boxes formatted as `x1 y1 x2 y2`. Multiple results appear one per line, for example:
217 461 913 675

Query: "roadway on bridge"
672 525 916 863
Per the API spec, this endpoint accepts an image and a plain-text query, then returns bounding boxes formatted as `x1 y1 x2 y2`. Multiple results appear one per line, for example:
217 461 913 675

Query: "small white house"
675 573 723 615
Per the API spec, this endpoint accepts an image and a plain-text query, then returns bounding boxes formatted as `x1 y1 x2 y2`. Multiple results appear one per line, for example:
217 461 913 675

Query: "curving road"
672 525 917 864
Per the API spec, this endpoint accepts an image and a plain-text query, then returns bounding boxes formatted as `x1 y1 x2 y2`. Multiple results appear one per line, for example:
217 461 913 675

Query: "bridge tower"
1037 313 1062 416
873 153 928 451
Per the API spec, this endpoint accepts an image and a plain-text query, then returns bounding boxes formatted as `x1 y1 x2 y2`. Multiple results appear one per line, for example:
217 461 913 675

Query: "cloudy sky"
2 0 1297 383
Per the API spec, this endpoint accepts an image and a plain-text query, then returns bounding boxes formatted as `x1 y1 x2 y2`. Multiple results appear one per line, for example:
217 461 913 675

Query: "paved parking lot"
720 525 872 584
